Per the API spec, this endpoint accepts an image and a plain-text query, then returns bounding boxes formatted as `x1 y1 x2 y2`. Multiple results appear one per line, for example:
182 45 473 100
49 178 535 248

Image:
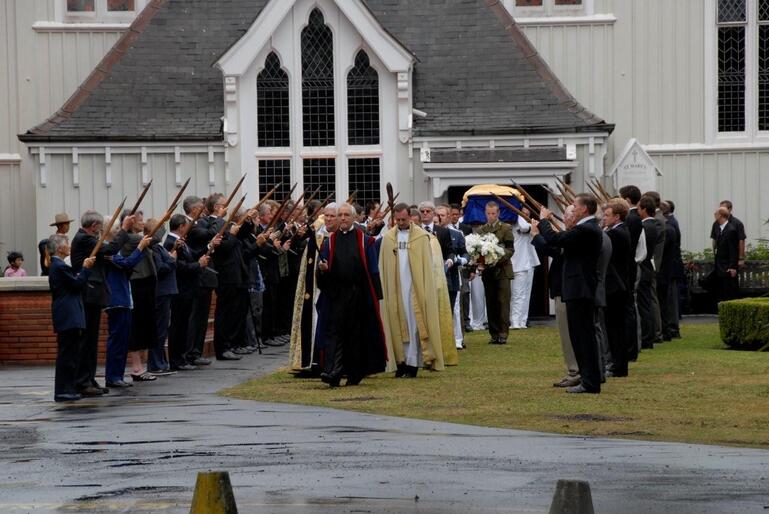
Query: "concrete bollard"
548 479 595 514
190 471 238 514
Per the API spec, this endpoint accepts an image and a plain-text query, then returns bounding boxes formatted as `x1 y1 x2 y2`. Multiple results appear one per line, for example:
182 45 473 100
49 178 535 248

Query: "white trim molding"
0 153 22 164
514 14 616 26
644 142 769 154
32 21 129 32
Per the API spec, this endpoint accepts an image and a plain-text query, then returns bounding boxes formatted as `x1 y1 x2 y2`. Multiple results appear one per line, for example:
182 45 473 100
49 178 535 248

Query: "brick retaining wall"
0 277 215 365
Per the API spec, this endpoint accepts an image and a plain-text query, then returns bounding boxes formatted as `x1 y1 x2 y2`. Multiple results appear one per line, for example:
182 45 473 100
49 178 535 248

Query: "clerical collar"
340 227 353 234
576 215 595 226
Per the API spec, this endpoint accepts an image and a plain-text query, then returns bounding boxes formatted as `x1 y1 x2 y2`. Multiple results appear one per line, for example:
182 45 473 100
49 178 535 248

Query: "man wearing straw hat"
38 213 74 276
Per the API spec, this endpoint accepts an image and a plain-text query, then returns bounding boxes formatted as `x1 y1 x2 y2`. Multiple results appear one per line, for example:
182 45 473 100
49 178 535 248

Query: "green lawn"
222 322 769 448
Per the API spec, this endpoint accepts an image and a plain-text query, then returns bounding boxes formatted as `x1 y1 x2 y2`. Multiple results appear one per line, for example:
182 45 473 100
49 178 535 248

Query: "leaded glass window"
257 53 290 147
760 2 769 129
760 0 769 20
717 0 747 132
347 50 380 146
348 158 381 208
760 26 769 130
302 9 335 147
303 159 336 199
258 160 292 199
719 0 747 22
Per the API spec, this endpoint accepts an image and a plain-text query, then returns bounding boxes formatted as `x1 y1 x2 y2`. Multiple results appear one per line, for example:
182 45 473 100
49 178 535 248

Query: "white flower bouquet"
465 233 505 267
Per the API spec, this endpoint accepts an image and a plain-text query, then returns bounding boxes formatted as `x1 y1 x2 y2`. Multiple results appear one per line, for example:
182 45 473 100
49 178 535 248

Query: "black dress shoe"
78 386 105 397
405 365 419 378
320 373 341 387
106 380 133 388
54 393 82 402
394 363 407 378
346 376 362 386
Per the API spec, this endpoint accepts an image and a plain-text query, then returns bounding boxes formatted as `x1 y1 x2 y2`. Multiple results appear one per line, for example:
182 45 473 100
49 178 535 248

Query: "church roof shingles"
19 0 611 143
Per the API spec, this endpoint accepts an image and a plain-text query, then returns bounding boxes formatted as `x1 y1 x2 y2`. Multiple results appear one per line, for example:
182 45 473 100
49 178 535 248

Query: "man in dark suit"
184 194 227 363
70 210 133 396
146 219 178 374
711 200 746 268
644 191 666 343
637 196 659 349
713 207 740 301
479 202 514 345
451 204 474 332
531 205 579 388
619 185 643 361
437 204 470 349
602 200 632 377
658 201 682 340
418 201 454 263
210 205 254 360
537 194 603 393
48 235 95 402
255 202 286 345
165 214 209 371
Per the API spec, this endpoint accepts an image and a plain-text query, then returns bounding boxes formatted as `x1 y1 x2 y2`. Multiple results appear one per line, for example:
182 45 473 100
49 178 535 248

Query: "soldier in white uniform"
510 209 540 329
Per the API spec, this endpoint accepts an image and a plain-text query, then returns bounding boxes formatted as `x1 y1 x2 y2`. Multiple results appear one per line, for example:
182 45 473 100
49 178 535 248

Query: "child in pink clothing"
4 251 27 277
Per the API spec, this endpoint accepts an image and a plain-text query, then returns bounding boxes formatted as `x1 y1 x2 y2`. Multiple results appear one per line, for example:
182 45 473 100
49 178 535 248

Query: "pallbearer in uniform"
316 204 387 387
478 202 514 345
380 203 446 377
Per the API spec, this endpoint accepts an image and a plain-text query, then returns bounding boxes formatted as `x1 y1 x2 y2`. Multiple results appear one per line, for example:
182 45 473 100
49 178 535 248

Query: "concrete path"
0 336 767 513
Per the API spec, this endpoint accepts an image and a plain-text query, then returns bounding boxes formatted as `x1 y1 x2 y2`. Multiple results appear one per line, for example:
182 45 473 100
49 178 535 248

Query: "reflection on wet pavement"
1 346 768 513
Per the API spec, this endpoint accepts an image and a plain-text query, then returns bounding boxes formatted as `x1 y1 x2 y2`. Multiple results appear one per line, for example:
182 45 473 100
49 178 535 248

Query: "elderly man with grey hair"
69 209 135 396
48 234 96 401
417 200 454 266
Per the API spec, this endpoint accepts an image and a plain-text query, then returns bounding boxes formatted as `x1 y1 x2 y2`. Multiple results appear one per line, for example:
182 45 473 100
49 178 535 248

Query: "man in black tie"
713 207 740 301
602 199 632 377
536 194 603 394
637 195 659 349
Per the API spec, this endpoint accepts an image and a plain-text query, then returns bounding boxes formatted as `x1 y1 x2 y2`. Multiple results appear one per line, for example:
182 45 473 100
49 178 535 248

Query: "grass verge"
222 322 769 448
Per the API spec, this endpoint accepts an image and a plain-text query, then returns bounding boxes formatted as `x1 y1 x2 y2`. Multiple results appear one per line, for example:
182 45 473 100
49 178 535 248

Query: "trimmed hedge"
718 298 769 350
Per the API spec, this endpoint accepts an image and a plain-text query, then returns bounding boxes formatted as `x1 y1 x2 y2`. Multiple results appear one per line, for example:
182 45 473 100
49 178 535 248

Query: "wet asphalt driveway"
1 343 768 513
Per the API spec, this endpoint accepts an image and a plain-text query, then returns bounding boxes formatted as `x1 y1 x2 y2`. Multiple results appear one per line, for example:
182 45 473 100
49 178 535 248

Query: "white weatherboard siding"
519 0 769 252
1 0 123 270
32 148 231 248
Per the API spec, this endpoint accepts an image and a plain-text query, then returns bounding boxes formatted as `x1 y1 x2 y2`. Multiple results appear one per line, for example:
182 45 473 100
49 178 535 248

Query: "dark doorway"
448 183 553 318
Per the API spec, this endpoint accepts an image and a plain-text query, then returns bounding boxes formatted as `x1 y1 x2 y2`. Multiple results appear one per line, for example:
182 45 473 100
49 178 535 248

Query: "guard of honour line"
31 175 742 401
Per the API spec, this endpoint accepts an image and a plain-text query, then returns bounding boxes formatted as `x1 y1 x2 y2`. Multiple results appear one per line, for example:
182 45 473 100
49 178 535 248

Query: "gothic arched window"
347 50 380 145
257 52 290 147
301 9 335 147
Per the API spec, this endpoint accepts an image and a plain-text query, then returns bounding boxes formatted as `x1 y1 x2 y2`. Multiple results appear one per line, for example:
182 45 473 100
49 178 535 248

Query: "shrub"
718 298 769 350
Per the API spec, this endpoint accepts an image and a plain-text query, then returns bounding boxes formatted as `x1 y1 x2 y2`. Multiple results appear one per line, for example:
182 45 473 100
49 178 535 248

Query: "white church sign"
609 138 662 193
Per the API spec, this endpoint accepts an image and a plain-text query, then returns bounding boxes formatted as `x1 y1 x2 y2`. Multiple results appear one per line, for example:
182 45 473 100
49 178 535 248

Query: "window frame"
707 0 769 144
505 0 592 18
253 3 385 203
59 0 146 24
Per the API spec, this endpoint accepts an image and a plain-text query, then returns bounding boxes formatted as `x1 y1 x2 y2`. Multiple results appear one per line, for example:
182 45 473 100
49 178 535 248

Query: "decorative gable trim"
216 0 414 77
